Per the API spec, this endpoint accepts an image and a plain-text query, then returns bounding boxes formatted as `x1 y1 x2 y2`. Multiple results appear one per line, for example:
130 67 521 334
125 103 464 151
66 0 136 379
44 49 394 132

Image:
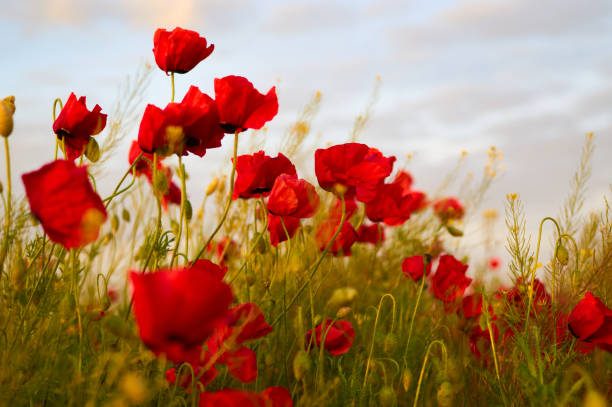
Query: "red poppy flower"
214 75 279 133
267 175 319 218
433 197 464 222
22 160 107 249
365 183 414 226
431 254 472 303
393 170 413 191
506 278 551 315
469 324 499 361
314 143 395 202
205 302 272 383
138 86 224 157
267 214 301 247
315 219 358 256
306 319 355 356
53 93 107 160
153 27 214 74
402 255 431 281
206 237 237 266
488 257 501 270
199 387 293 407
130 260 232 365
568 292 612 352
555 313 595 354
165 349 218 390
356 223 385 245
233 151 297 199
460 293 496 320
128 140 157 176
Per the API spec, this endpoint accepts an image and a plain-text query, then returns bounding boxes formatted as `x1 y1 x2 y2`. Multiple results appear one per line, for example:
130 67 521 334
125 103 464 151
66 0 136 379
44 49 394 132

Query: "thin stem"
171 155 187 267
271 194 346 326
192 131 239 262
413 340 448 407
170 73 175 103
0 137 12 268
402 260 428 364
524 217 561 332
363 294 396 388
103 152 143 207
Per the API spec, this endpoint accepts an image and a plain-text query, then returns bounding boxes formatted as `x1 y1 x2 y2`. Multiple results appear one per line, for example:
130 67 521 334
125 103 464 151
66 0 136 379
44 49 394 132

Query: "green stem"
170 73 175 103
402 261 428 364
413 340 448 407
192 131 239 262
363 294 396 388
103 152 143 207
170 155 187 267
0 137 12 268
271 194 346 326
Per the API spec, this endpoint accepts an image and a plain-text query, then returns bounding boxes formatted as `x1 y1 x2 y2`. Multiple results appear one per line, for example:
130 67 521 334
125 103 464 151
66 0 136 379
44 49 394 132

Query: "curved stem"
363 293 397 388
525 216 561 332
413 340 448 407
171 155 187 267
192 131 239 262
103 153 143 207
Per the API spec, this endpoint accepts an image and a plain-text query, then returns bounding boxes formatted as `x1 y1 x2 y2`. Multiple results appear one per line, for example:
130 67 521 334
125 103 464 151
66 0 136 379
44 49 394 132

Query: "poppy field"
0 27 611 406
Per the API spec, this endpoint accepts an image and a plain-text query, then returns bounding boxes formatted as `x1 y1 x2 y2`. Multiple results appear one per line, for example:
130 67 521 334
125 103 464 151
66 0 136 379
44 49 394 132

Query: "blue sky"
1 0 611 256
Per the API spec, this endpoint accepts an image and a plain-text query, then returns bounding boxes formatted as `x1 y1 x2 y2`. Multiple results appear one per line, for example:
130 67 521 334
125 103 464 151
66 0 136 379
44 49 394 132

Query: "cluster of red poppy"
17 24 612 404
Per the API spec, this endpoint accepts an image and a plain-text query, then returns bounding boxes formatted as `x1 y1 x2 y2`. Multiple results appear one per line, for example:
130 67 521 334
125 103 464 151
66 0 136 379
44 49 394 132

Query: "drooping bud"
401 368 412 392
378 386 396 407
110 214 120 233
121 208 131 222
436 381 454 407
206 177 219 196
555 244 569 266
84 137 100 162
446 225 464 237
184 199 193 220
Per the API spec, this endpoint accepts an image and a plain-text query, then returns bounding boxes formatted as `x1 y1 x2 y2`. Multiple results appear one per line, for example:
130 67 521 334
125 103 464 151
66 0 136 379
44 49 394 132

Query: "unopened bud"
328 287 358 309
379 386 396 407
382 333 397 354
120 372 148 404
436 381 453 407
121 208 131 222
0 99 14 138
84 137 100 162
293 350 311 381
555 244 569 266
206 177 219 196
184 199 193 220
110 214 120 233
402 369 412 392
2 96 15 115
446 225 463 237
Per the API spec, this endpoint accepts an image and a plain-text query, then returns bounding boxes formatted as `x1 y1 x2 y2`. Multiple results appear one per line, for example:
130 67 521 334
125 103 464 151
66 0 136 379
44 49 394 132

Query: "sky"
1 0 611 263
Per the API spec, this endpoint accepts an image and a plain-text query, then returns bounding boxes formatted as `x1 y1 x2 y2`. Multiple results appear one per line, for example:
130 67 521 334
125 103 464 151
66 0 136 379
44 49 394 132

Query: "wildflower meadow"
0 27 610 407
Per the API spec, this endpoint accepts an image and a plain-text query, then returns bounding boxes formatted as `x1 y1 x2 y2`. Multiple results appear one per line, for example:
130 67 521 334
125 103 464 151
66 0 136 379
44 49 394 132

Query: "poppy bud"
3 96 15 115
111 214 120 233
85 137 100 162
170 219 179 234
217 175 227 195
379 386 396 407
555 244 569 266
436 381 454 407
184 199 193 220
446 225 463 237
121 208 131 222
206 177 219 196
402 368 412 392
382 333 397 354
0 99 14 138
153 171 169 195
293 350 311 381
328 287 358 309
582 390 607 407
101 232 113 246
